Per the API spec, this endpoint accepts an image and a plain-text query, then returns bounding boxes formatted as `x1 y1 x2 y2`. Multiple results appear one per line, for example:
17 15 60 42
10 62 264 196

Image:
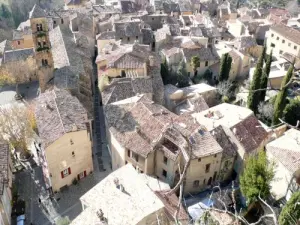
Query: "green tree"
0 4 11 18
240 150 275 205
177 60 189 88
191 56 200 77
283 99 300 126
273 63 294 125
225 54 232 80
260 50 272 102
279 191 300 225
160 57 169 85
218 53 228 82
247 46 266 114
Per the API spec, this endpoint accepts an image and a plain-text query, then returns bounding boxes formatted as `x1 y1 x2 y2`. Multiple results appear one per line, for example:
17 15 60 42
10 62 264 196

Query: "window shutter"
68 167 71 175
84 170 87 177
61 171 64 179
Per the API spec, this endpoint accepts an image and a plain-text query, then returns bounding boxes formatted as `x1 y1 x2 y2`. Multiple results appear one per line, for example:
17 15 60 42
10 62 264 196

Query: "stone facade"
30 16 54 92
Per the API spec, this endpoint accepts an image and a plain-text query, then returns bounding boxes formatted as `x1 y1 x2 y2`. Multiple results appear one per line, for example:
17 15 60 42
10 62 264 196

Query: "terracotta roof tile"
270 24 300 45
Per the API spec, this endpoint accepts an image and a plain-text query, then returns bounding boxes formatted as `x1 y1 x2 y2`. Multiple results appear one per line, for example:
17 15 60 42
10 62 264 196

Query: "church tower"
29 4 54 92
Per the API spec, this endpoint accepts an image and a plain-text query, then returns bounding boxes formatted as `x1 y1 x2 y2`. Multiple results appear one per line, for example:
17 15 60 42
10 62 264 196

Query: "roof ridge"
52 90 66 134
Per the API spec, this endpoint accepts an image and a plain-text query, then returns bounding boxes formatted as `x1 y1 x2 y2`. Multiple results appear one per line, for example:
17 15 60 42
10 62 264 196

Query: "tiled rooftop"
72 165 165 225
266 128 300 174
35 88 87 147
271 24 300 45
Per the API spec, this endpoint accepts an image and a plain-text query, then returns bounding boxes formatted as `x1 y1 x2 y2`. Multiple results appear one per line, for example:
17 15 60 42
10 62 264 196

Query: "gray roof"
234 36 257 50
142 28 154 44
121 1 138 13
35 88 87 147
49 26 85 89
182 47 217 62
163 2 180 13
29 4 47 19
65 0 81 5
189 27 203 37
96 31 116 40
93 5 121 14
211 126 237 159
102 77 153 105
178 1 192 12
175 95 209 115
3 48 34 63
0 143 9 195
12 30 23 40
115 21 141 37
201 27 221 38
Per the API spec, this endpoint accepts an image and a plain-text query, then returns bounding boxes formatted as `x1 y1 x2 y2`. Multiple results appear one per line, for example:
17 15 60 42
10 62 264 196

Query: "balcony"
36 46 50 52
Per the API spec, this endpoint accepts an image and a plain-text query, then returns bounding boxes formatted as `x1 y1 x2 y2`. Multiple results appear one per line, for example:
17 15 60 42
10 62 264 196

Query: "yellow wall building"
35 89 93 193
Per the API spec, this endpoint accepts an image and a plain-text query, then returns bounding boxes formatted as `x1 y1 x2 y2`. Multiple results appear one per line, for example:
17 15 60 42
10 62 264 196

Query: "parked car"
17 214 25 225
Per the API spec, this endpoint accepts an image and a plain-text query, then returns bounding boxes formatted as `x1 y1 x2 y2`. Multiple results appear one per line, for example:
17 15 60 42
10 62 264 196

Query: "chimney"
149 55 154 67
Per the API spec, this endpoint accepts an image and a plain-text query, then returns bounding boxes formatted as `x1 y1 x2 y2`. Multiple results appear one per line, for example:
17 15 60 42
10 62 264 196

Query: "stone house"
265 24 300 58
233 35 263 58
104 96 227 194
71 164 189 225
0 143 12 225
48 9 72 28
11 28 34 50
35 88 93 193
192 103 268 173
266 129 300 201
49 25 94 116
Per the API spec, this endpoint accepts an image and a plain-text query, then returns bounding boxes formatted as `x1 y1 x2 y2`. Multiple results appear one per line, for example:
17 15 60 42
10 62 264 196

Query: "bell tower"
29 4 54 92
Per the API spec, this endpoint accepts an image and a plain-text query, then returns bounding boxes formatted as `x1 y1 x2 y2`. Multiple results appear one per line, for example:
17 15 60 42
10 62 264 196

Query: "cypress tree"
177 60 189 88
160 57 169 85
225 54 232 80
247 46 265 114
218 53 228 82
273 63 294 125
260 50 272 102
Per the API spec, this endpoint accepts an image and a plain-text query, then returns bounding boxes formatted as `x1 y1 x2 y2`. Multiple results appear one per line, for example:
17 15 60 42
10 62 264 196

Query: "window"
271 43 275 47
271 33 274 37
61 19 64 24
203 179 206 184
198 158 201 162
125 161 128 164
43 41 46 46
133 153 139 162
152 17 154 20
121 70 126 77
61 167 71 178
282 39 285 43
214 154 217 158
136 36 138 40
207 177 212 185
78 171 86 179
193 180 199 187
163 156 168 165
54 20 57 25
279 50 283 54
127 149 130 157
205 164 210 173
276 37 279 40
288 43 291 47
127 37 130 41
294 45 298 50
205 61 208 67
17 41 20 45
38 41 42 47
72 151 75 157
44 59 48 66
162 169 167 177
213 172 217 181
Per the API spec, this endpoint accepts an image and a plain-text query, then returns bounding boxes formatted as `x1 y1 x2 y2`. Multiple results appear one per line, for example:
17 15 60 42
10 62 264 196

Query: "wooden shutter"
61 171 64 179
68 167 71 175
84 170 87 177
